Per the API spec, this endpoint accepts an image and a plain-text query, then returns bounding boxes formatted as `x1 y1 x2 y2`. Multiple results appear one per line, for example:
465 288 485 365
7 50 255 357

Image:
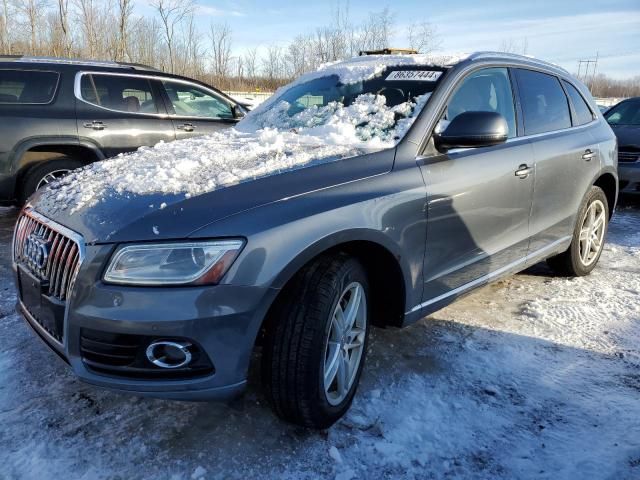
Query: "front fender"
199 165 428 316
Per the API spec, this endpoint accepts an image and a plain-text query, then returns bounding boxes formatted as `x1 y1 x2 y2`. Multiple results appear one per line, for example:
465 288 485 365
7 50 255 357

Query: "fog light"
146 341 192 369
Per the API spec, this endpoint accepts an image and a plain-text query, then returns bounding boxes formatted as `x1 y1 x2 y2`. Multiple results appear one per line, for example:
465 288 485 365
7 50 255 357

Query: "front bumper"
619 162 640 195
16 243 278 401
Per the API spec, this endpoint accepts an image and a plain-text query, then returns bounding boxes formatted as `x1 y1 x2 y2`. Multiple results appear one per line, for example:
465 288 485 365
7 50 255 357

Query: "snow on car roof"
291 53 469 86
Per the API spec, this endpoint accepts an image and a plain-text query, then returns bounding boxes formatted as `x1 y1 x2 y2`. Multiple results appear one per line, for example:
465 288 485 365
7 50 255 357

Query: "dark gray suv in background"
0 56 246 204
13 51 617 428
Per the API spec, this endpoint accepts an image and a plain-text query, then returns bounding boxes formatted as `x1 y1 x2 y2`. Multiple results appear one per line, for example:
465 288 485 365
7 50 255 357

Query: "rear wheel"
547 186 609 276
262 253 369 429
19 157 83 204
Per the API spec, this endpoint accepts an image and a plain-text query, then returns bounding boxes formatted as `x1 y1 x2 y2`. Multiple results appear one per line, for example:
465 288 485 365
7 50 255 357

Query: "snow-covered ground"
1 203 639 480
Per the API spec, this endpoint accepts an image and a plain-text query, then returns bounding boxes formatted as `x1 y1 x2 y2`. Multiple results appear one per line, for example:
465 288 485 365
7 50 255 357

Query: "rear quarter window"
562 80 594 126
515 69 572 135
0 69 60 104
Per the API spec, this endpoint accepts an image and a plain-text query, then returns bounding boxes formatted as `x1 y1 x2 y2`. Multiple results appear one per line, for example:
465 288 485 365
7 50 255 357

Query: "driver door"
418 67 535 301
159 79 239 139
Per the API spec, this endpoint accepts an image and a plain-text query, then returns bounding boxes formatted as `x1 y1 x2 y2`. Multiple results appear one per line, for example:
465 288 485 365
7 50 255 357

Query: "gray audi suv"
13 51 617 428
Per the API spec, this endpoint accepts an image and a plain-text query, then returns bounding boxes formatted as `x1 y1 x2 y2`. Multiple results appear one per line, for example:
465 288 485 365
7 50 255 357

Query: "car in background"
14 51 617 428
0 56 247 205
604 97 640 195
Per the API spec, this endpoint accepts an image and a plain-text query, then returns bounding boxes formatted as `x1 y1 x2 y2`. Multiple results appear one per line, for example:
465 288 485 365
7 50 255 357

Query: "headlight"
103 240 244 286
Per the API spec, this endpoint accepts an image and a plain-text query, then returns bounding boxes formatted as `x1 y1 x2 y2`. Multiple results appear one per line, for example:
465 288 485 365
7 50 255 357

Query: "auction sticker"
385 70 442 81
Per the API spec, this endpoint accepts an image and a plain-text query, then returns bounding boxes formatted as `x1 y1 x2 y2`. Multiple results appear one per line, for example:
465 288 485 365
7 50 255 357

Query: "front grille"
13 210 82 302
618 151 640 163
80 329 215 380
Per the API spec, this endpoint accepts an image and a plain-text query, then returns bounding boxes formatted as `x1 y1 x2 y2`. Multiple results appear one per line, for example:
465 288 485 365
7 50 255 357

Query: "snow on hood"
37 89 431 215
38 130 361 215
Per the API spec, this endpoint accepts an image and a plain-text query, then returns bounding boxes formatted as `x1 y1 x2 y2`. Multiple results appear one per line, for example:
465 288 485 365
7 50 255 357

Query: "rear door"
514 69 600 255
158 79 239 139
0 68 72 197
418 67 535 301
75 72 175 158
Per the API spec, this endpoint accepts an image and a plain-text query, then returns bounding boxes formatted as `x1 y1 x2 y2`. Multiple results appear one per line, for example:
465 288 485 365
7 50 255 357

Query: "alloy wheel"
578 199 606 267
36 169 71 190
323 281 367 406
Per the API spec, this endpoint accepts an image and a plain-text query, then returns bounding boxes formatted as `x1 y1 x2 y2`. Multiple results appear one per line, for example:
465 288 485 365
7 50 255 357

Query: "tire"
547 186 609 276
19 157 83 204
262 252 370 429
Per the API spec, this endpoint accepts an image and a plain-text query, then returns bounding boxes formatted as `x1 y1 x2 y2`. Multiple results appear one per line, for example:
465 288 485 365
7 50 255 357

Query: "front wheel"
19 157 84 204
262 253 370 429
547 186 609 276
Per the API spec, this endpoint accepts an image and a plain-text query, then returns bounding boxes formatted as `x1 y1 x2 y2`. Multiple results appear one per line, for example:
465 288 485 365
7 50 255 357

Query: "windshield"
238 67 444 147
605 99 640 126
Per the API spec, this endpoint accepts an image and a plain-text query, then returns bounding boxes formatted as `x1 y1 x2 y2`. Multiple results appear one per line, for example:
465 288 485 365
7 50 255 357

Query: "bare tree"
150 0 194 73
244 47 258 84
114 0 133 61
1 0 12 54
209 21 232 78
498 37 529 55
56 0 73 55
286 33 317 77
17 0 50 53
183 14 203 77
263 44 284 84
74 0 103 58
407 20 440 54
359 7 394 52
127 16 163 68
590 73 640 98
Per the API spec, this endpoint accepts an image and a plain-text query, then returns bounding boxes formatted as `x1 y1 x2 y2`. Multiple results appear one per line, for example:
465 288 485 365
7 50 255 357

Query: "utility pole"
577 55 598 91
591 51 599 91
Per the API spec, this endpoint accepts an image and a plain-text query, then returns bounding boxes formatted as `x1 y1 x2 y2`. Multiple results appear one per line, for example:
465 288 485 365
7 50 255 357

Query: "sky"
137 0 640 79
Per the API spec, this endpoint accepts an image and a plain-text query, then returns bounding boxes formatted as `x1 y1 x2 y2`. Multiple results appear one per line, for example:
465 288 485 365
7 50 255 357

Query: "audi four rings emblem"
24 232 51 270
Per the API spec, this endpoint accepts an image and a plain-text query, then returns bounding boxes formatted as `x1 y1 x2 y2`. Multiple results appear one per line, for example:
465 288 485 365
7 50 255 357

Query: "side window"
441 67 517 138
0 69 59 104
515 69 571 135
161 80 233 119
562 80 594 126
605 100 640 126
79 74 158 114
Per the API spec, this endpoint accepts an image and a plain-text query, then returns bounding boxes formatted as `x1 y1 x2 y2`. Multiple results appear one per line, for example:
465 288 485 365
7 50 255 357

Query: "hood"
29 139 394 244
609 124 640 149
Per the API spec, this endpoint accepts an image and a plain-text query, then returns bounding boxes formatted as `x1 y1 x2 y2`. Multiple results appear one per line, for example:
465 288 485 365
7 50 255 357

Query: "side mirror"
232 104 246 119
434 111 508 151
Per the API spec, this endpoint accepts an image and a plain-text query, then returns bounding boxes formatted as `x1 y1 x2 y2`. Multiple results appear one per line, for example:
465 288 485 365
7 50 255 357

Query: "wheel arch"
255 231 410 351
11 138 105 200
11 137 104 174
593 171 617 218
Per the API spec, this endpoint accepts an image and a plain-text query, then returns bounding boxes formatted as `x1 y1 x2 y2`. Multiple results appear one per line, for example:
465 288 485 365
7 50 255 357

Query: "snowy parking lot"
0 202 639 479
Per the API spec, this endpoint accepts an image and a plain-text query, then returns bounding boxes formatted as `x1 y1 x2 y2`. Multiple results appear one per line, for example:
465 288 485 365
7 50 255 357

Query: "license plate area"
17 265 66 343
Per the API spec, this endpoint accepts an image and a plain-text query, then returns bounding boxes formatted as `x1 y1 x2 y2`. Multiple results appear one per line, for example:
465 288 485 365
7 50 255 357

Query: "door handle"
177 123 195 132
83 121 106 131
515 164 533 179
582 149 596 161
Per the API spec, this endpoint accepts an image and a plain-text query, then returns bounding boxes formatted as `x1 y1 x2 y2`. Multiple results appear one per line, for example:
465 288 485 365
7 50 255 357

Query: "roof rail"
1 55 158 71
469 51 569 74
359 48 419 56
